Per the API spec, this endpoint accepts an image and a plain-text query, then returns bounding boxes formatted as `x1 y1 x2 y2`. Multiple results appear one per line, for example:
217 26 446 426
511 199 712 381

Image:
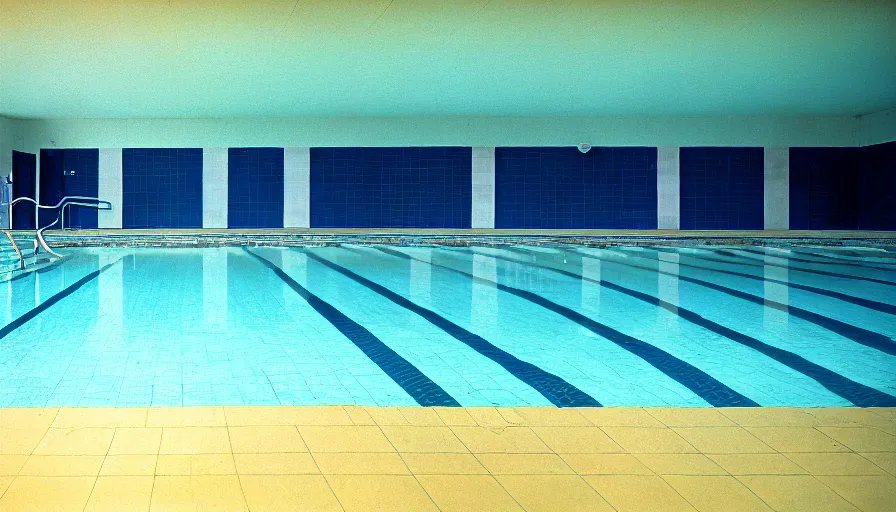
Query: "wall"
679 147 764 230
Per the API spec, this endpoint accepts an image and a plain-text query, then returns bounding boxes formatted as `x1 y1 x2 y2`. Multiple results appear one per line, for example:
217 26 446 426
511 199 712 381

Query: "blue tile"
122 148 203 228
310 147 472 228
228 147 284 228
494 147 658 229
680 147 764 230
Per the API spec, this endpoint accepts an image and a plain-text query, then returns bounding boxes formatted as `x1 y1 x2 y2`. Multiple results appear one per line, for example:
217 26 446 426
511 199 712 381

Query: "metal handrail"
1 230 25 270
37 200 111 258
7 195 109 227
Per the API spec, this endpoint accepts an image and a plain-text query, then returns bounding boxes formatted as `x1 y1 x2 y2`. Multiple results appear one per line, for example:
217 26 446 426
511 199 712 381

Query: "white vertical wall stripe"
471 146 495 229
764 147 789 230
657 146 680 230
202 147 228 229
98 148 122 229
284 147 310 228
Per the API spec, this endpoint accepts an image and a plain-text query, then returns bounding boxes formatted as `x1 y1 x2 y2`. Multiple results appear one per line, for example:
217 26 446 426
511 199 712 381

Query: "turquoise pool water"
1 244 894 408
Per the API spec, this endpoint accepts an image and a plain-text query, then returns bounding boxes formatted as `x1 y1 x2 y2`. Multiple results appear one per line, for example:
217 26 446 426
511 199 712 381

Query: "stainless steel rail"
1 230 24 270
3 196 112 260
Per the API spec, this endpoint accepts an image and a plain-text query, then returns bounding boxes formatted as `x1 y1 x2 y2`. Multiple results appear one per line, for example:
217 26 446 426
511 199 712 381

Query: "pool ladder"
3 195 112 261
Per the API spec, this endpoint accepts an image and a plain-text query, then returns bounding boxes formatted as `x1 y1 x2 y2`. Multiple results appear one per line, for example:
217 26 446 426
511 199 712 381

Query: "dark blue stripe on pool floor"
243 248 459 407
504 247 896 408
739 248 896 272
573 248 896 356
370 245 757 408
788 249 896 264
302 249 601 408
0 258 124 341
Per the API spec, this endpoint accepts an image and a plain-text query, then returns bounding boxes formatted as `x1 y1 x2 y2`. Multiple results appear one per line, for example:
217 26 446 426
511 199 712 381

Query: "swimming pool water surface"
1 244 894 408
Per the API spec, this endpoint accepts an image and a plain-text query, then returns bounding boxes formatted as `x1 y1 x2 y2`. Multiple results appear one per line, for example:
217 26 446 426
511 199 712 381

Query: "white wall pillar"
764 147 789 230
657 146 680 230
98 148 122 229
471 147 495 229
581 257 601 316
658 252 680 313
284 147 310 228
202 148 228 229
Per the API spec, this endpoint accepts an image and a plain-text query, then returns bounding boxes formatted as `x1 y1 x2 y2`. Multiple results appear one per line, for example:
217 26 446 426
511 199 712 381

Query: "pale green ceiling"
1 0 894 119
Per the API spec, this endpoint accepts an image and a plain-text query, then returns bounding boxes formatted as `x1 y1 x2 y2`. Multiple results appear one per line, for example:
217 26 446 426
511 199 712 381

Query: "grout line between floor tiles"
299 424 348 512
374 422 446 511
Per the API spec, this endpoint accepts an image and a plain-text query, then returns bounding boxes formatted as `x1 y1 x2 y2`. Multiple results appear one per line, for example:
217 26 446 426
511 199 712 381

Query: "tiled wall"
228 147 284 229
494 147 658 229
11 150 36 230
39 149 99 229
790 142 896 230
310 147 472 228
680 147 764 230
122 148 203 229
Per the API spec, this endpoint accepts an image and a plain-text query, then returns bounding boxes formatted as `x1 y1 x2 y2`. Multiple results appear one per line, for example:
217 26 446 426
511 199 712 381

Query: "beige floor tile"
816 427 896 452
19 455 104 476
664 475 772 511
531 426 622 453
871 408 896 422
146 407 226 427
363 407 411 426
578 408 666 427
738 475 859 512
0 477 12 498
156 454 236 475
648 408 737 427
0 428 55 454
33 428 115 456
476 453 573 475
584 475 695 512
108 427 162 455
464 408 516 427
315 452 409 474
498 474 613 511
84 476 153 512
861 452 896 475
233 452 319 474
745 426 848 452
328 474 438 511
401 453 488 475
52 408 145 429
343 406 376 425
450 426 550 453
433 407 478 426
99 454 157 476
416 474 522 511
635 453 727 475
802 408 896 433
0 409 58 430
674 427 773 454
159 427 230 454
601 427 697 453
0 455 27 476
787 452 888 475
240 474 342 511
224 406 353 426
150 475 247 511
720 408 819 427
559 453 654 475
298 425 395 452
228 426 307 453
707 453 807 475
817 475 896 512
503 407 591 426
0 476 96 512
381 425 467 452
399 408 446 426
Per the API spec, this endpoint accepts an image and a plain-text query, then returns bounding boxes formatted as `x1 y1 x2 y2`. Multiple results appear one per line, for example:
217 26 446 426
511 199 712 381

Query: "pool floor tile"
415 474 522 512
0 476 96 512
327 474 438 512
662 475 772 512
84 475 153 512
239 474 342 511
497 474 613 511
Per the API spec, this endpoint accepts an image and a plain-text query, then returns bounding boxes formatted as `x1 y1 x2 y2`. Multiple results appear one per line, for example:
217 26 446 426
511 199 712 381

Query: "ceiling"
1 0 894 119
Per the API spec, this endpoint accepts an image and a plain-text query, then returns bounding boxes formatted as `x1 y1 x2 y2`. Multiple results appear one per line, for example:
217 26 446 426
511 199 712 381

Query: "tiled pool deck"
0 406 892 511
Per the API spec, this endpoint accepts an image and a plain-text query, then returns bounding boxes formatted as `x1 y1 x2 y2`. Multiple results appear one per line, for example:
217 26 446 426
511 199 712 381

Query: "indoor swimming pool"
1 244 894 409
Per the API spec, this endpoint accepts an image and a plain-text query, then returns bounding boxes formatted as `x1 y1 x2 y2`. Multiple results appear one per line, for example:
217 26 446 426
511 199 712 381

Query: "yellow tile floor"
0 406 892 511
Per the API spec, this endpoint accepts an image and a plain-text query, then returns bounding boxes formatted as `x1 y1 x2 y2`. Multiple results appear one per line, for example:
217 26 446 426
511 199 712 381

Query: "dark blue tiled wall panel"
790 143 896 230
494 147 657 229
680 147 764 230
310 147 472 228
228 148 284 229
11 151 37 230
122 148 203 228
61 149 99 229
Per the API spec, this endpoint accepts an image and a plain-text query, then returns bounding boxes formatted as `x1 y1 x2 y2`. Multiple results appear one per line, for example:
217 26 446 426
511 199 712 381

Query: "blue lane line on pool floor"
593 248 896 351
369 245 757 408
786 249 896 265
302 248 602 408
503 247 896 408
0 257 125 341
739 247 896 272
243 248 460 407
